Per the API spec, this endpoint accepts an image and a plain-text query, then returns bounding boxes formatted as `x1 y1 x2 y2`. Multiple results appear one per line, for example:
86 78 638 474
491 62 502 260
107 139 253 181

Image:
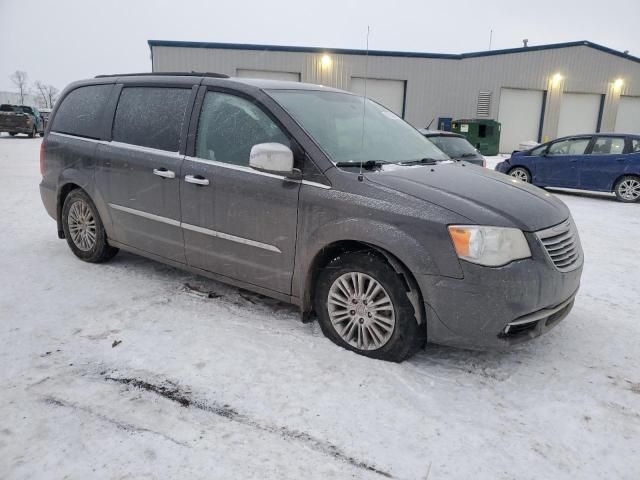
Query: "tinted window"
51 85 112 138
548 138 590 156
196 91 288 166
113 87 191 152
590 137 625 155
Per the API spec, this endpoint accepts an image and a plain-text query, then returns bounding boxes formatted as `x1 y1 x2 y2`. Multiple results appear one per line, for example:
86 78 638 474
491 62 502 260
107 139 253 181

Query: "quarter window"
590 137 625 155
196 91 288 166
112 87 191 152
51 84 112 139
548 138 590 156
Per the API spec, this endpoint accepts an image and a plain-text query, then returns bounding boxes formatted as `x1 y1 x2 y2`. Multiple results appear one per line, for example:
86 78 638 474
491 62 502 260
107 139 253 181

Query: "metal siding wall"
152 45 640 137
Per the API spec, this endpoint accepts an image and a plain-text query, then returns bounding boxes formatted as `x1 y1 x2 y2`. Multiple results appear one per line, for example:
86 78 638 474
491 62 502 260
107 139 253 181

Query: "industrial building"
149 39 640 152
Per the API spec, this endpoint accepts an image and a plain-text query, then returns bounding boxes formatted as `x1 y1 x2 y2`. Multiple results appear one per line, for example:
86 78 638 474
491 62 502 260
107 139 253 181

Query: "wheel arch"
56 182 83 238
611 172 640 192
301 239 426 327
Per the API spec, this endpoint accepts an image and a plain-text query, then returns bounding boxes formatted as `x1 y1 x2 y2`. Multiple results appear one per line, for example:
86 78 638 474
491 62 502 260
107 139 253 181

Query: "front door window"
196 92 288 165
548 138 590 156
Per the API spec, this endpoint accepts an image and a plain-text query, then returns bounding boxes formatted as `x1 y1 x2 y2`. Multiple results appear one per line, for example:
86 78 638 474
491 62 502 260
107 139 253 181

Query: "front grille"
535 219 583 272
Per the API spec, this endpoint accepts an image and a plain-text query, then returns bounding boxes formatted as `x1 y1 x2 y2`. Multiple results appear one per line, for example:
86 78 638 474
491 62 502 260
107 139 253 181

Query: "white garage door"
236 69 300 82
498 88 544 153
350 78 405 117
614 96 640 134
557 93 601 138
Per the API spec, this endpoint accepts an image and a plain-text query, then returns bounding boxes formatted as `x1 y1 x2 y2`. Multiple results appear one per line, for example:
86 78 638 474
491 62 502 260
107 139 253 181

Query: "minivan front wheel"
62 189 118 262
314 251 425 362
614 176 640 203
508 167 531 183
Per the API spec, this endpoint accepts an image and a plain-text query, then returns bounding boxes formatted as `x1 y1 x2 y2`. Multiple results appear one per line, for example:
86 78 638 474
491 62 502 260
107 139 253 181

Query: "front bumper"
495 160 510 173
417 232 583 349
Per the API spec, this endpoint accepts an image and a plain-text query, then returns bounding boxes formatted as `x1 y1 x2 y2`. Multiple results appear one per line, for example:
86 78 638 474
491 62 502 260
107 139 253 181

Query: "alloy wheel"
327 272 396 351
68 200 97 251
510 168 530 182
618 178 640 201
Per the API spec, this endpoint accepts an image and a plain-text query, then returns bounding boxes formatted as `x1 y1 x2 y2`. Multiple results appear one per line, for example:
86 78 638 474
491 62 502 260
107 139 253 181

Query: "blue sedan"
496 134 640 202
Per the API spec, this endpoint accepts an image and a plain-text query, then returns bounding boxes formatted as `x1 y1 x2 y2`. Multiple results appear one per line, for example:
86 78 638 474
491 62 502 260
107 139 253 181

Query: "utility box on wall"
452 119 501 156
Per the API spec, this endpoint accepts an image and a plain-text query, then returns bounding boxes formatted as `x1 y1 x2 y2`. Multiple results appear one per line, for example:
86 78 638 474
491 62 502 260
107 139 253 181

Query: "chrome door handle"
153 168 176 179
185 174 210 186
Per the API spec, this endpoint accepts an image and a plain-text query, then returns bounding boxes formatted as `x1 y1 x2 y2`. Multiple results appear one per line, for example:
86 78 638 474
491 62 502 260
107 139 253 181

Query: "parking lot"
1 135 639 479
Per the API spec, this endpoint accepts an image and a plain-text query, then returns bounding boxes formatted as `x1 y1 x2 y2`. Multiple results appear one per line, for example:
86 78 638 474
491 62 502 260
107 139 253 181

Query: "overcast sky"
1 0 639 93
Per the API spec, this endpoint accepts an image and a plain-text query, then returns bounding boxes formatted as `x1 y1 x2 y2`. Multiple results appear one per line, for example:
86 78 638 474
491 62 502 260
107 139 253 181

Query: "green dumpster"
451 119 501 156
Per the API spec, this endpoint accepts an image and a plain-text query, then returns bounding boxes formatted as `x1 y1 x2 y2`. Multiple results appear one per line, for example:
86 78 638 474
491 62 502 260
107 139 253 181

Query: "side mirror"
249 143 299 178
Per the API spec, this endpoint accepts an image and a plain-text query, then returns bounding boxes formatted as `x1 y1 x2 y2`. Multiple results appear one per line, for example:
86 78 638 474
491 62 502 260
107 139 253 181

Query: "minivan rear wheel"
62 189 118 262
508 167 531 183
314 251 425 362
614 175 640 203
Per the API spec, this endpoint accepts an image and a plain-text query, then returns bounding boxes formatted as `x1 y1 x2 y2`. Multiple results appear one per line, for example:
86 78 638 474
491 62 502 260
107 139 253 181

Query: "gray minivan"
40 73 583 361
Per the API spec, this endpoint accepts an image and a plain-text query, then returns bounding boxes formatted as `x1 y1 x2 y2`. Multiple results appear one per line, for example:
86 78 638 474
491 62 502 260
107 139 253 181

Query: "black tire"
314 251 426 362
613 175 640 203
61 189 119 263
28 127 36 138
508 166 531 183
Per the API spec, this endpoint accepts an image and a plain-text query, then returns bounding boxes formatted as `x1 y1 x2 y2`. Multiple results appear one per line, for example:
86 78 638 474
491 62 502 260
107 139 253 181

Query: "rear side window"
632 139 640 153
51 85 112 139
112 87 191 152
590 137 625 155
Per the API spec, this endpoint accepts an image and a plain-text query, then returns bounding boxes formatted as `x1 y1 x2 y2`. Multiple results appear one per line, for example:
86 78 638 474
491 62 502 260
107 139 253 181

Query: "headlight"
448 225 531 267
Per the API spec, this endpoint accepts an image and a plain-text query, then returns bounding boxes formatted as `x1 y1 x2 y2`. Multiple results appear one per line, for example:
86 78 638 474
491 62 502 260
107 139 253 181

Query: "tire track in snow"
42 396 190 447
104 374 395 479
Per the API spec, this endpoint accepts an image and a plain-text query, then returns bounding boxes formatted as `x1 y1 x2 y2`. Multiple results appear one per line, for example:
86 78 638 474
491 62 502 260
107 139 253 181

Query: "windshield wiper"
335 160 389 170
398 157 441 166
459 152 478 158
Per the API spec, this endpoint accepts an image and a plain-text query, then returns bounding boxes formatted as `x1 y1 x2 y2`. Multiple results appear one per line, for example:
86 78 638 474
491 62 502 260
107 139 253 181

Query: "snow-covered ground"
1 135 639 480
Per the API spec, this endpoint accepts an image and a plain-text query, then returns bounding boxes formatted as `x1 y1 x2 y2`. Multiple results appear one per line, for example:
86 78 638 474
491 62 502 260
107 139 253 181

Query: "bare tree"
34 81 59 109
34 81 48 107
45 84 60 108
9 71 29 105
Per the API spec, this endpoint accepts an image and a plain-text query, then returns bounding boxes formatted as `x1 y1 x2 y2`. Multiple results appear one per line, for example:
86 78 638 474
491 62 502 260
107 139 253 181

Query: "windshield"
428 135 478 158
268 90 448 164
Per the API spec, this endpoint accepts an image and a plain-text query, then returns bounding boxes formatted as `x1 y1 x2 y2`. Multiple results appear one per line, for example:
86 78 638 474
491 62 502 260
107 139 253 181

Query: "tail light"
40 140 46 175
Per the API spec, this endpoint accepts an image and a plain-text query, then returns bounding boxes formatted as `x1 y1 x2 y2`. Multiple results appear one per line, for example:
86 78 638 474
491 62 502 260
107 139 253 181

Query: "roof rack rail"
94 71 230 79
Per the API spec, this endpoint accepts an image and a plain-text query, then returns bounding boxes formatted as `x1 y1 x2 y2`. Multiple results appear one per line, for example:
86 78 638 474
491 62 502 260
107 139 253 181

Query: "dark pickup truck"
0 104 44 137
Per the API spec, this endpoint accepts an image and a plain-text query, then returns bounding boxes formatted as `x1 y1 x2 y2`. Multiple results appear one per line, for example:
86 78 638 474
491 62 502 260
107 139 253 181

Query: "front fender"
303 217 442 277
291 214 464 315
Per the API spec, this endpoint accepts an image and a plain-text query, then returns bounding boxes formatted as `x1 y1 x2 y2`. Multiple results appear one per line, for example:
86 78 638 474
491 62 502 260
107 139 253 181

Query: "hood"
365 163 569 232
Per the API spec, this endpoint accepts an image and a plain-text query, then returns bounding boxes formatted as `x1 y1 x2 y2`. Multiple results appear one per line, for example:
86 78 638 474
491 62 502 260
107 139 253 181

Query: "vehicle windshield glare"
268 90 448 165
429 135 478 158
